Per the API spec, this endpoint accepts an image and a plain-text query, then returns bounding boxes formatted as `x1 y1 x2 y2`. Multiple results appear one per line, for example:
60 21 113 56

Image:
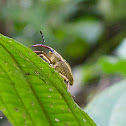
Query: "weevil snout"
32 44 54 55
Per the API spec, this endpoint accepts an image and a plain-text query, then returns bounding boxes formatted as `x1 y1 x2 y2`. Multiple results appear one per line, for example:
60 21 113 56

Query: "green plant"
0 34 96 126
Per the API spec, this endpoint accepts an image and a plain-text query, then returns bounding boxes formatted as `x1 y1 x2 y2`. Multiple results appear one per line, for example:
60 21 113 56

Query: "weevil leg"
67 81 70 90
59 73 70 90
34 51 53 64
38 54 51 64
41 51 53 64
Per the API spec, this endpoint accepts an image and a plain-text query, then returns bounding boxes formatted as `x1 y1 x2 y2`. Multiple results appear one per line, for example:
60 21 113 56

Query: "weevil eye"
49 48 54 53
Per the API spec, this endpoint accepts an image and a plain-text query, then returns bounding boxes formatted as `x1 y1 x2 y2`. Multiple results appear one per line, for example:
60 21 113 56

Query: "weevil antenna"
40 31 45 43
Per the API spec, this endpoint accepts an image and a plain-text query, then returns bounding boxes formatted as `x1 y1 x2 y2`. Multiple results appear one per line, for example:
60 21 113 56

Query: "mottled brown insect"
32 31 73 89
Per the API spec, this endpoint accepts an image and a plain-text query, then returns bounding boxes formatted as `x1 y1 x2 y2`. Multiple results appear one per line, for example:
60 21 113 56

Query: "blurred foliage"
0 0 126 66
85 80 126 126
82 63 101 84
99 56 126 75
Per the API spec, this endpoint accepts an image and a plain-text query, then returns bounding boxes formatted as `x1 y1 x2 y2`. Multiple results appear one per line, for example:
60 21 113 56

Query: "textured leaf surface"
0 34 96 126
85 80 126 126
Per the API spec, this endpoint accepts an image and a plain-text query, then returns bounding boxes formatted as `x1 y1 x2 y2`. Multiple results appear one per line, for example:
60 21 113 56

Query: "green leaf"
99 56 126 75
85 80 126 126
0 34 96 126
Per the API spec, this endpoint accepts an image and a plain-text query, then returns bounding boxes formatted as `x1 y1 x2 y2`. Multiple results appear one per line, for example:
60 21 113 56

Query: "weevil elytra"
32 31 73 89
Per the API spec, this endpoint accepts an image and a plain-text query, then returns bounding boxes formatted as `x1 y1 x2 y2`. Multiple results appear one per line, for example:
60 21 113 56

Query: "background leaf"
0 34 96 126
85 80 126 126
99 56 126 75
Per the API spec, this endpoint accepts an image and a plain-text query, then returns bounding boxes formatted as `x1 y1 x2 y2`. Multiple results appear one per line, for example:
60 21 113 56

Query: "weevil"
32 31 73 89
